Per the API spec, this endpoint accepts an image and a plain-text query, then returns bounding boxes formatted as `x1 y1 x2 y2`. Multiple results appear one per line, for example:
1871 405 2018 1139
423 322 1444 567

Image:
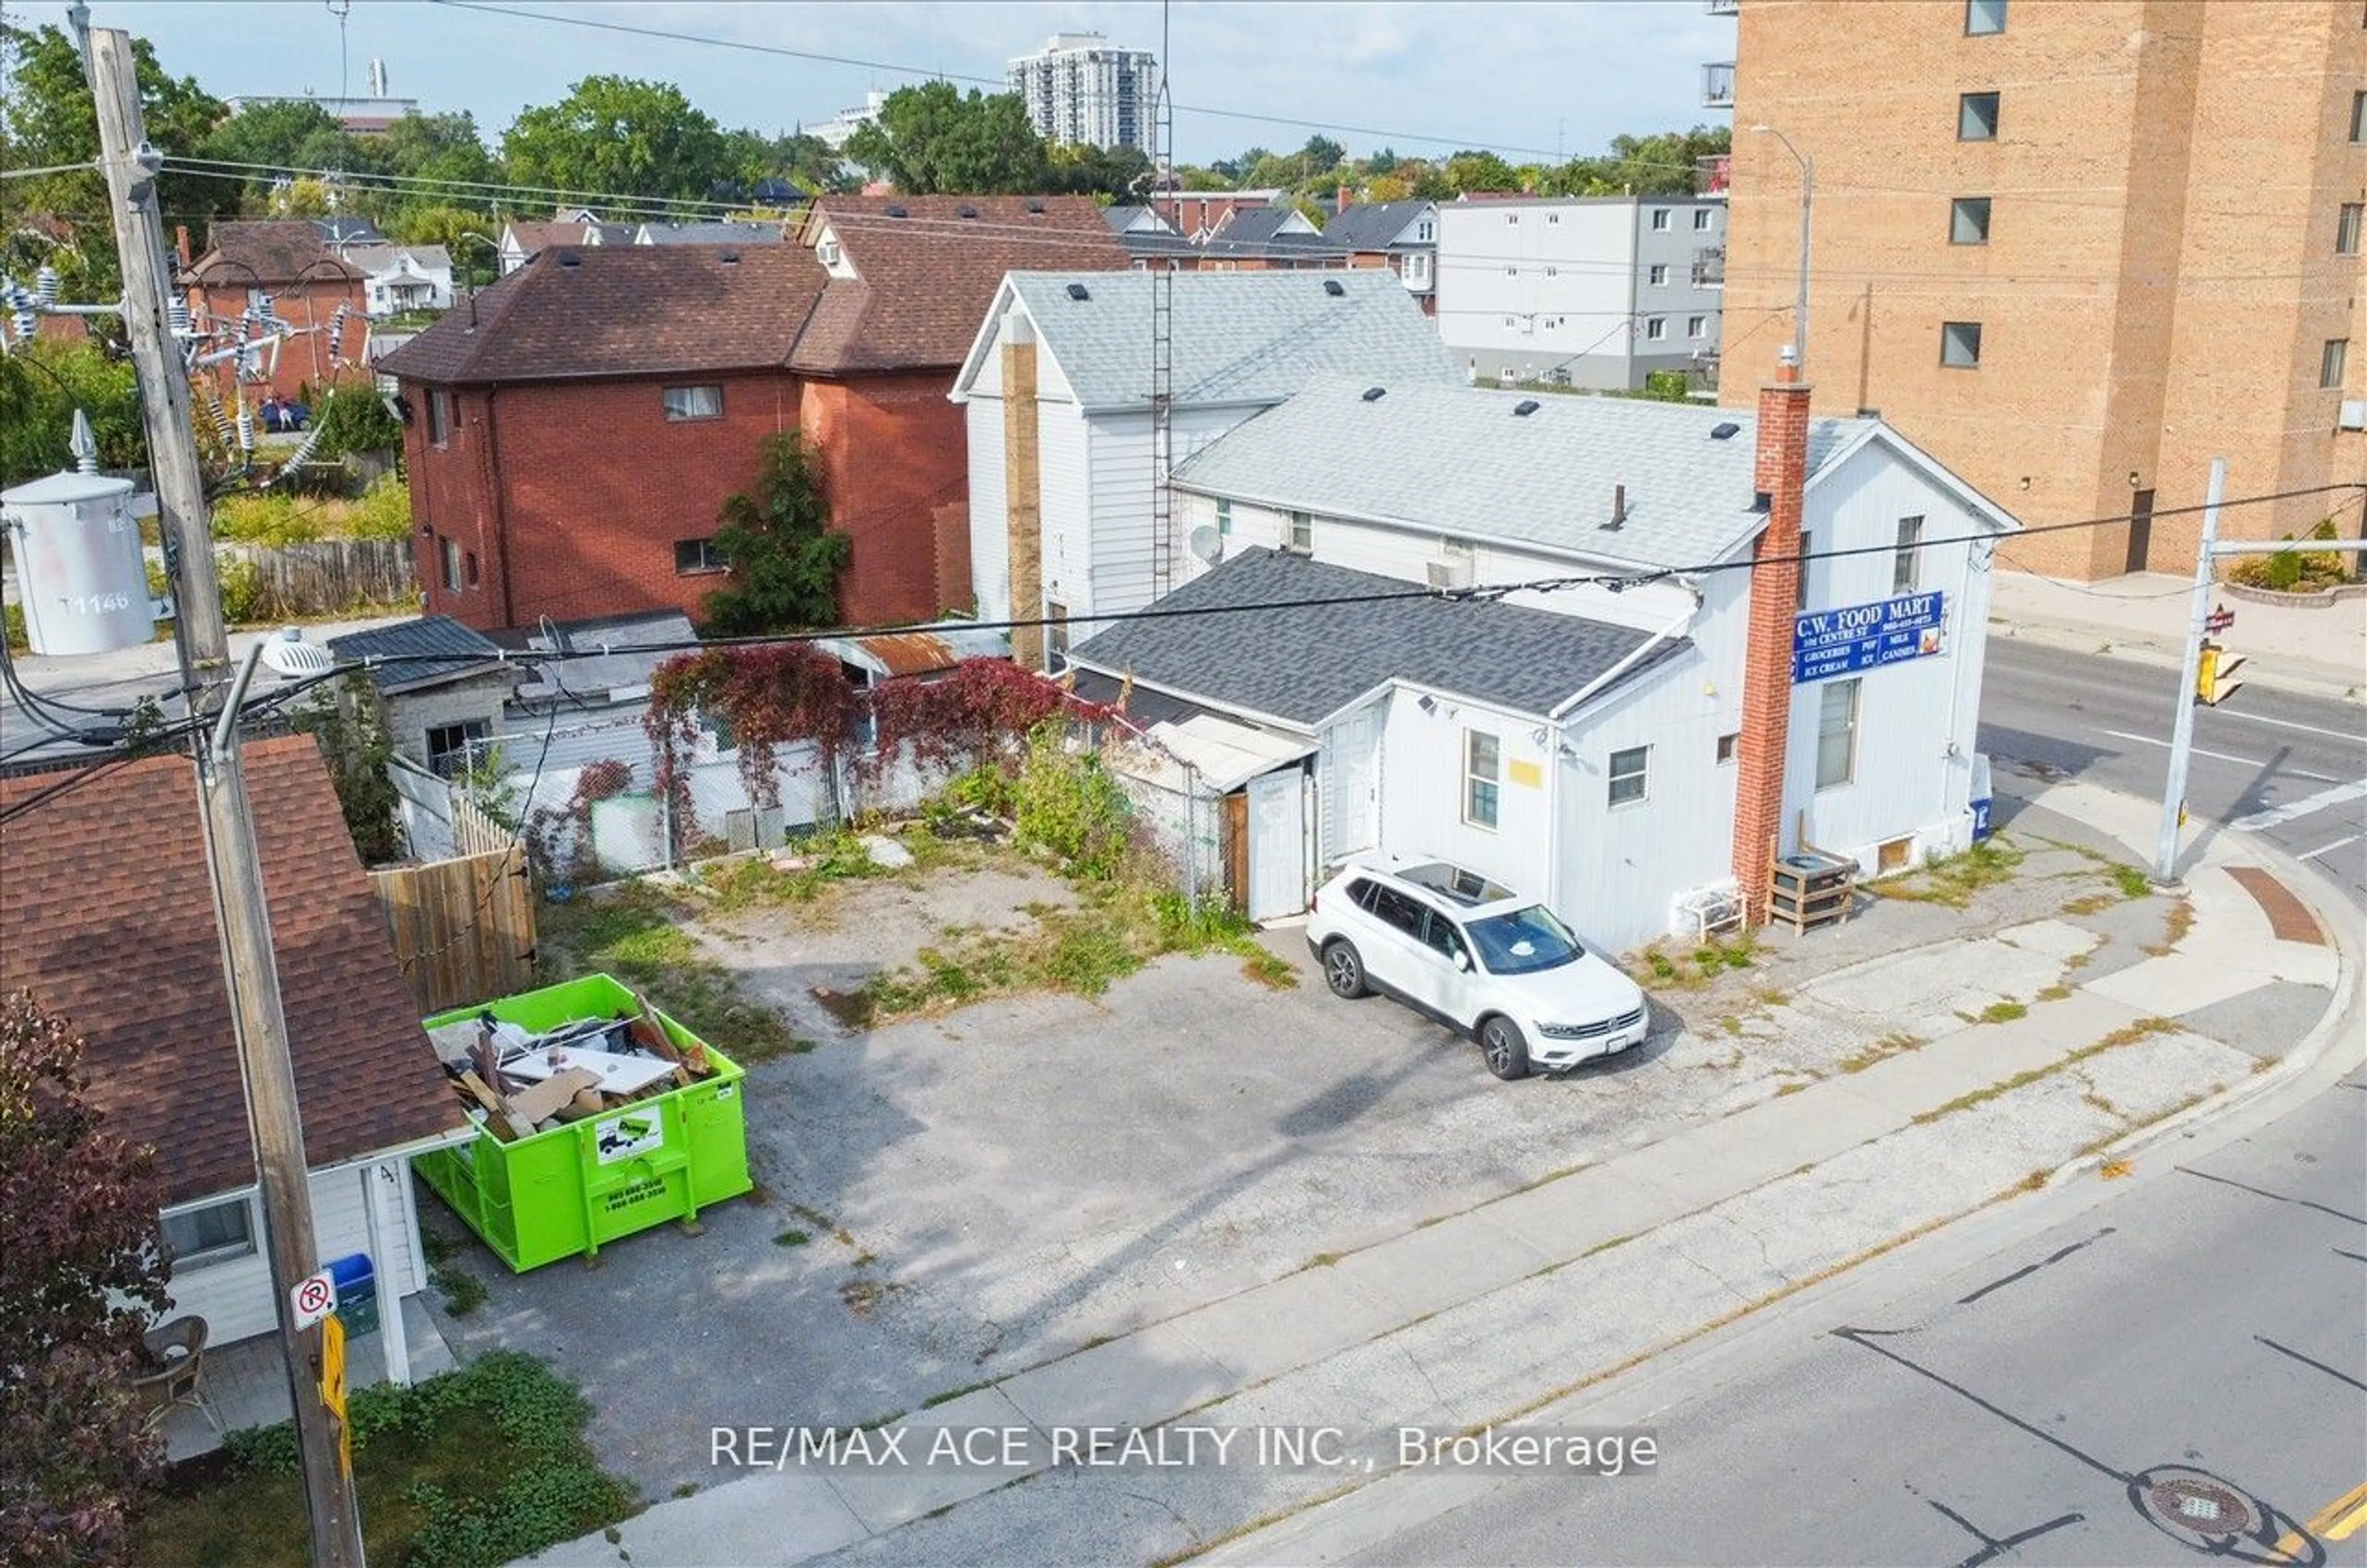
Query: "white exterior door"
1246 769 1307 921
1320 705 1384 865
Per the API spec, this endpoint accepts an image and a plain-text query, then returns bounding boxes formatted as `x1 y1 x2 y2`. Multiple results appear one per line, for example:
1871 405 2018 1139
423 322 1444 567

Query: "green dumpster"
414 974 752 1272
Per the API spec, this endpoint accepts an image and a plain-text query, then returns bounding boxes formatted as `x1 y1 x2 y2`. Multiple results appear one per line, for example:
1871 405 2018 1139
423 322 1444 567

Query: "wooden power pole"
84 24 366 1568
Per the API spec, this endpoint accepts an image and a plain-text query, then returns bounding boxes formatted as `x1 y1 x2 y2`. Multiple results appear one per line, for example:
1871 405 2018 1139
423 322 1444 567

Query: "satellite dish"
1188 525 1224 565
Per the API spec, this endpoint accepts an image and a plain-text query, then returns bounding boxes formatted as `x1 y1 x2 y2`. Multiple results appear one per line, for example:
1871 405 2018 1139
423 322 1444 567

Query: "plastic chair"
133 1315 222 1434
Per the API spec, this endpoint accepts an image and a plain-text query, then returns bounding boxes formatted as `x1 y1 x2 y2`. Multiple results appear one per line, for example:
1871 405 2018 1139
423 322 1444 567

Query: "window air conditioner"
2340 399 2366 432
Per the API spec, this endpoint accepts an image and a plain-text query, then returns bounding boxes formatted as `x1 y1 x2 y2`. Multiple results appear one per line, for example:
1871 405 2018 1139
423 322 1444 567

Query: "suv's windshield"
1465 905 1584 975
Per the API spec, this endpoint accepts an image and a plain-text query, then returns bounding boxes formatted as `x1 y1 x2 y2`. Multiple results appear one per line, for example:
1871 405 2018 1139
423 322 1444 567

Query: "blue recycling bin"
1971 796 1993 841
327 1252 378 1337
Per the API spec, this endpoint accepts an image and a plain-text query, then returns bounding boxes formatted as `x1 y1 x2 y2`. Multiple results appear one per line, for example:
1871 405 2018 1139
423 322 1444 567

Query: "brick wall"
796 372 971 627
188 277 371 404
1733 369 1812 925
1725 0 2365 579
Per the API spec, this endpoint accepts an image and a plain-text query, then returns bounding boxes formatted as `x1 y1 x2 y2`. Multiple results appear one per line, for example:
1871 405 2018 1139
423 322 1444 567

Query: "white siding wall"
1085 406 1259 623
1038 402 1094 629
1373 686 1558 901
160 1160 430 1350
1780 441 1997 871
1436 200 1637 381
965 395 1010 624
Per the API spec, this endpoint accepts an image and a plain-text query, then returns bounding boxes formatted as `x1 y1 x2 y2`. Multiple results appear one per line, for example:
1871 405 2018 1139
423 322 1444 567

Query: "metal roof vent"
1710 420 1741 440
1513 399 1541 416
717 250 740 263
957 203 979 219
1323 278 1346 296
1025 198 1047 214
1066 282 1090 301
1361 386 1386 402
885 204 908 218
557 250 580 267
1602 483 1627 531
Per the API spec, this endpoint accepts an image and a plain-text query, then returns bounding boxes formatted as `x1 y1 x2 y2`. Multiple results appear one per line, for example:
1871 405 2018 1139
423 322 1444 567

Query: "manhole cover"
2139 1472 2258 1538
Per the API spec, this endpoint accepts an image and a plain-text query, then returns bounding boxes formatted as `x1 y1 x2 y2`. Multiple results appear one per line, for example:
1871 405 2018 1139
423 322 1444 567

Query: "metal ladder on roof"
1148 2 1176 602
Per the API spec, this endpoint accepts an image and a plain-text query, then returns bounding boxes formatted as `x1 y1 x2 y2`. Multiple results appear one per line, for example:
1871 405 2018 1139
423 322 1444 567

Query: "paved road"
1979 640 2366 909
1348 1064 2367 1568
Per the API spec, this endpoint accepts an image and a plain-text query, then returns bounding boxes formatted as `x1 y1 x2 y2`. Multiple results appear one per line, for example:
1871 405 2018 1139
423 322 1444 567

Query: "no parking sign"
291 1268 337 1329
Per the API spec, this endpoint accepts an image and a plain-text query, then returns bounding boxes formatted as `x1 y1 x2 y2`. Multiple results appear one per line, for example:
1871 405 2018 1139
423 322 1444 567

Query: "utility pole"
1751 125 1813 372
85 24 366 1568
2154 458 2223 885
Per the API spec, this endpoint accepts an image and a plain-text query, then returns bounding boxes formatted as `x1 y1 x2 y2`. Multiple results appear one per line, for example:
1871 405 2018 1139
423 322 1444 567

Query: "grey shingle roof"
1065 546 1685 727
1323 200 1432 251
1171 377 1883 571
986 271 1459 412
327 615 511 695
636 221 787 246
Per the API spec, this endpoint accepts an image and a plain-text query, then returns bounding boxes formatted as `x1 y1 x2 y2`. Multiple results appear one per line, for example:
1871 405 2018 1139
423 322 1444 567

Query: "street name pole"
85 23 364 1568
2154 457 2223 885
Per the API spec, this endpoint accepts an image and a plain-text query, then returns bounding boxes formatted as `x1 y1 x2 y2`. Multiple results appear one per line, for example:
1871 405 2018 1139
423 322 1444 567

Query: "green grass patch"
922 1380 994 1410
1836 1031 1924 1074
2035 984 2072 1003
2107 862 2154 900
773 1229 812 1248
133 1352 635 1568
539 882 804 1062
1976 1000 2029 1024
1627 933 1759 990
1873 838 2027 907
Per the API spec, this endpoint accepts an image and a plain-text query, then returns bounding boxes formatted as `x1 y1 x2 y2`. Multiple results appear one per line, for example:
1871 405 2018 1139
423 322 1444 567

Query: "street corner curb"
2042 837 2364 1190
1984 616 2367 705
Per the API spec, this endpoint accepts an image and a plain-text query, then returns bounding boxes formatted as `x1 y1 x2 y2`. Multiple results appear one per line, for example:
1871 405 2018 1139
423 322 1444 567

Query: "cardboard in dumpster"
505 1067 602 1124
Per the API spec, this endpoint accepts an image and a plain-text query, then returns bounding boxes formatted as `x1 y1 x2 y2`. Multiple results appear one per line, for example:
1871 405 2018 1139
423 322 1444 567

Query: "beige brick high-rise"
1721 0 2366 579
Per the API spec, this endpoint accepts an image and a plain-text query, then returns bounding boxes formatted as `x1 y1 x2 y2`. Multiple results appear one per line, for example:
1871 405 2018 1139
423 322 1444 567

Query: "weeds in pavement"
1914 1017 2178 1123
922 1381 994 1410
1837 1031 1925 1074
772 1230 812 1248
2107 862 2154 900
2035 984 2072 1003
539 881 805 1061
2059 892 2116 916
1628 932 1759 990
1874 838 2027 907
2142 897 2196 956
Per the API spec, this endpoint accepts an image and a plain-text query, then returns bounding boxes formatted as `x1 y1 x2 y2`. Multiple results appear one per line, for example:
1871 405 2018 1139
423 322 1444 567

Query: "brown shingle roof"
378 243 830 385
0 739 466 1204
790 195 1127 374
186 220 364 286
501 220 582 257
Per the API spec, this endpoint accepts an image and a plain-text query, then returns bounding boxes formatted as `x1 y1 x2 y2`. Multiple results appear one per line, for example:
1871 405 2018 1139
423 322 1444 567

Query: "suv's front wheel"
1322 939 1369 1000
1479 1016 1531 1080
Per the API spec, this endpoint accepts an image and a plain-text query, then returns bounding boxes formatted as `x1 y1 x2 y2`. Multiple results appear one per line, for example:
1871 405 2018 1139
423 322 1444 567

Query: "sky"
51 0 1735 168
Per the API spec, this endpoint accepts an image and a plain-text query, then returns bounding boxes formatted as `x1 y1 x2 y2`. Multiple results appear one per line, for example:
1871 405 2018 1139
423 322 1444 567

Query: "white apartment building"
1007 32 1161 153
1436 195 1727 392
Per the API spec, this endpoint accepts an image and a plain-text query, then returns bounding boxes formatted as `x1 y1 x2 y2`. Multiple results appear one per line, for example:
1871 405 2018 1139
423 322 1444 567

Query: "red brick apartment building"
1719 0 2366 578
181 221 371 404
382 196 1124 632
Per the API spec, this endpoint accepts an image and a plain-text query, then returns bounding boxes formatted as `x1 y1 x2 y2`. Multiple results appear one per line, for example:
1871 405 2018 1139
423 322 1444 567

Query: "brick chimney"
1731 356 1813 925
174 225 191 271
1336 184 1351 215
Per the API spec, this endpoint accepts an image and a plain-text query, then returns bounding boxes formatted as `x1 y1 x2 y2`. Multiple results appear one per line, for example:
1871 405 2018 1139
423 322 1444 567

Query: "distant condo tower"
1007 31 1161 153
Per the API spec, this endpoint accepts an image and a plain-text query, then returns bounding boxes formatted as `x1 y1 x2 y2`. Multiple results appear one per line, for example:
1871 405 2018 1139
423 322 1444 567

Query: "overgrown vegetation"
699 431 852 636
419 1231 486 1318
1872 838 2027 908
1629 931 1759 989
537 882 807 1062
134 1352 636 1568
290 672 403 864
211 473 411 547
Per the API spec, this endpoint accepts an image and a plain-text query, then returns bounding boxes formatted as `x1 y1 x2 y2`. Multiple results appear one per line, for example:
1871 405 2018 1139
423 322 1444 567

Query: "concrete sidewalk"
521 777 2358 1568
1987 568 2365 702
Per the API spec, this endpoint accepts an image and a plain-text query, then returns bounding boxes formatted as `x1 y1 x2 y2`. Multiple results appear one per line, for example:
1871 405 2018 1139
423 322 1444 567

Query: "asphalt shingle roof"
637 221 787 247
990 271 1460 412
1065 546 1685 726
0 738 467 1204
1172 377 1883 571
791 195 1126 374
327 615 512 695
1323 200 1432 251
377 244 828 385
186 220 363 285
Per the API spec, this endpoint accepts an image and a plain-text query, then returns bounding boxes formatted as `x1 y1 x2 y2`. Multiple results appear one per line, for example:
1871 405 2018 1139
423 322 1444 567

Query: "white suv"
1304 859 1650 1080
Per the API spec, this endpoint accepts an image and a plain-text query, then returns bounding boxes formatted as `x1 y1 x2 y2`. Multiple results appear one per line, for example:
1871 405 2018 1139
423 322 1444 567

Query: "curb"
1986 615 2365 704
2042 837 2363 1188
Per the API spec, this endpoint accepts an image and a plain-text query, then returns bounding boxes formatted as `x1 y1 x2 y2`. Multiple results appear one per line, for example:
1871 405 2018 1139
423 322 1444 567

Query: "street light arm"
1751 124 1813 373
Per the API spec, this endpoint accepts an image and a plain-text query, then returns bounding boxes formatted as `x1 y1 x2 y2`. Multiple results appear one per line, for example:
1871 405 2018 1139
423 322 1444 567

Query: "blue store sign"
1793 591 1947 684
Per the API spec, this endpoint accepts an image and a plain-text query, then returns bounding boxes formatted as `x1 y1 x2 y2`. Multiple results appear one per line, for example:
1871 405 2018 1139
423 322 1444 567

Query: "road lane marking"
2229 779 2367 832
2096 730 2276 770
2270 1480 2367 1560
2209 709 2367 745
2299 834 2363 861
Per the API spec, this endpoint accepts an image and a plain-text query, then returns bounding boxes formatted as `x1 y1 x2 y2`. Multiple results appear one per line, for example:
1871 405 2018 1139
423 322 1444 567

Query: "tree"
1301 134 1346 175
1442 150 1522 194
1048 141 1151 202
842 81 1050 195
196 98 381 213
501 76 731 211
0 22 231 298
0 341 144 489
292 675 402 864
0 991 168 1568
701 433 852 635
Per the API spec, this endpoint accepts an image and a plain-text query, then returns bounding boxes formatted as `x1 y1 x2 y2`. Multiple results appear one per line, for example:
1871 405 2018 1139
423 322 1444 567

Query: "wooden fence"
221 538 417 619
368 843 536 1015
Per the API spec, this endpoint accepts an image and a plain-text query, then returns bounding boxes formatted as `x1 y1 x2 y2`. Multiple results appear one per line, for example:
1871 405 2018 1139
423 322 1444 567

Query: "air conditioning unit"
2339 399 2366 432
1426 557 1474 590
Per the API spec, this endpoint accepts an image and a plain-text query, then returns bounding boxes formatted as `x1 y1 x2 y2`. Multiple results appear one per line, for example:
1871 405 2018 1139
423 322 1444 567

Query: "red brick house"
181 220 371 402
381 195 1124 633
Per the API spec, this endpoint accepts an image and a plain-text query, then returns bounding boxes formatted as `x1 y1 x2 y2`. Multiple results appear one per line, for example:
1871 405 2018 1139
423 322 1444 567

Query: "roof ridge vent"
1322 278 1345 295
557 250 580 267
1513 398 1540 416
1709 420 1741 440
1361 386 1386 402
1066 282 1090 301
1025 198 1047 214
885 204 908 218
957 203 979 219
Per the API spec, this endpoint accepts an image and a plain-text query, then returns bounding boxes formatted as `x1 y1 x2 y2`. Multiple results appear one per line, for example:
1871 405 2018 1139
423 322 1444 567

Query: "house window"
1959 91 2000 141
1464 730 1501 829
663 384 724 421
425 719 489 778
1548 213 1561 225
1716 732 1739 764
1688 315 1707 338
1817 678 1860 789
161 1195 256 1267
1650 208 1671 231
1797 529 1814 611
1415 219 1434 242
1046 599 1069 658
1607 745 1650 806
2340 203 2363 256
1287 510 1312 551
1950 197 1992 245
1505 265 1519 277
1941 321 1984 368
1966 0 2005 33
2353 89 2366 141
427 388 452 447
440 535 462 592
464 550 480 587
1645 317 1667 341
1215 498 1232 536
1405 252 1432 285
1545 265 1560 278
675 537 726 574
1648 263 1669 286
2322 338 2349 389
1893 515 1925 595
1692 208 1713 231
